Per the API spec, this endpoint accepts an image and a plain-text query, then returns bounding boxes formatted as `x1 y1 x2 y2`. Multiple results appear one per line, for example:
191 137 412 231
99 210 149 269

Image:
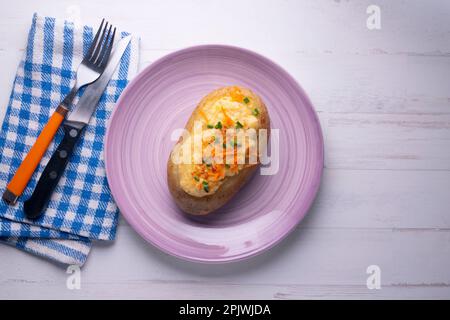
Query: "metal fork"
2 19 116 205
61 19 116 109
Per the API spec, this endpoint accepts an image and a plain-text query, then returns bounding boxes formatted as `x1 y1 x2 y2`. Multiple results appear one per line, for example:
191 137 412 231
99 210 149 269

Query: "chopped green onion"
235 121 244 129
253 108 259 116
202 181 209 193
207 124 214 129
193 176 199 182
243 97 250 104
215 121 222 129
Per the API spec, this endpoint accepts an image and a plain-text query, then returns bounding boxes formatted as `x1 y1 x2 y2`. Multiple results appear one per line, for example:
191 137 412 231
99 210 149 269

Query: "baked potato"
167 86 270 215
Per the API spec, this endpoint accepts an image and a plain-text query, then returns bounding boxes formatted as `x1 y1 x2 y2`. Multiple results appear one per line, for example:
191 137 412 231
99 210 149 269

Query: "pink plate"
104 45 324 263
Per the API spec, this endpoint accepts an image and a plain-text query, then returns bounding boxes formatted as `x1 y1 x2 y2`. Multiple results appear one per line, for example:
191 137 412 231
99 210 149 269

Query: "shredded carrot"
230 87 244 102
221 106 234 127
190 96 250 186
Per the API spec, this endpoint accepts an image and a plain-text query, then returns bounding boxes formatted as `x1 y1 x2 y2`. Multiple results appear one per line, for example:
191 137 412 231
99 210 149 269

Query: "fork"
2 19 116 205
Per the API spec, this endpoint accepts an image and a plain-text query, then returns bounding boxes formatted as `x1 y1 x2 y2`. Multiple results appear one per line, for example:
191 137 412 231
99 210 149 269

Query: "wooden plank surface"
0 0 449 299
1 226 450 299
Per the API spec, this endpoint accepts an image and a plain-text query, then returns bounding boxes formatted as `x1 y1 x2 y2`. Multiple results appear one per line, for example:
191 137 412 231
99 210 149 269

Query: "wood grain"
0 0 449 299
1 282 449 300
1 225 450 299
324 113 450 170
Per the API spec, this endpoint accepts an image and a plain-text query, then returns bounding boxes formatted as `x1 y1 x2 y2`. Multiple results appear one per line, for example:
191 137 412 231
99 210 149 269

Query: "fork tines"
84 18 116 71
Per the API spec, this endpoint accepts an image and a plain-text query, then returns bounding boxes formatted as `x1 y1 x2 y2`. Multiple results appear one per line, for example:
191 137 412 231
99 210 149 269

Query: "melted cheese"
201 97 259 129
177 91 261 197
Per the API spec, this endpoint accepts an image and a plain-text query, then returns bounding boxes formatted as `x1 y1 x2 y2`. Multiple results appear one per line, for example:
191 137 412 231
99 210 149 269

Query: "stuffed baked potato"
167 86 270 215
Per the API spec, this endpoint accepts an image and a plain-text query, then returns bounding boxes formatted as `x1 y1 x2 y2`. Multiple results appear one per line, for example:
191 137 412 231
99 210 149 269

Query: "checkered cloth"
0 14 139 265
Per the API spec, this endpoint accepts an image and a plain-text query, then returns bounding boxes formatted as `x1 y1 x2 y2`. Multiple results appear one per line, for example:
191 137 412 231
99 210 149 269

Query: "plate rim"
104 44 324 263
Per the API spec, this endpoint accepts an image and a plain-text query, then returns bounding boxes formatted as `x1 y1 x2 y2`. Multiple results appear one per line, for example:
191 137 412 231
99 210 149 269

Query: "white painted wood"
1 226 450 299
2 282 450 300
297 54 450 114
2 0 450 53
324 113 450 170
0 0 449 299
303 169 450 229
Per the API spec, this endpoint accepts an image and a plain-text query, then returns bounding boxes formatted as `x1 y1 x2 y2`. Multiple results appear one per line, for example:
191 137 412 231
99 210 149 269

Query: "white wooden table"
1 0 449 299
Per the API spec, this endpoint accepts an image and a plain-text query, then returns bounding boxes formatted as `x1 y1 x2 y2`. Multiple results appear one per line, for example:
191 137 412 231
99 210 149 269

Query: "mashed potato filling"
178 88 261 197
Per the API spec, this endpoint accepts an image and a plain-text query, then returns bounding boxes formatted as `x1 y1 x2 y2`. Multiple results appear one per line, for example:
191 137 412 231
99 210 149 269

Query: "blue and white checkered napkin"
0 14 139 265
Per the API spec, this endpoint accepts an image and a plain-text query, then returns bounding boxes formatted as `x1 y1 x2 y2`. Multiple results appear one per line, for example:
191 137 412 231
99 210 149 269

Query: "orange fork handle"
2 105 68 204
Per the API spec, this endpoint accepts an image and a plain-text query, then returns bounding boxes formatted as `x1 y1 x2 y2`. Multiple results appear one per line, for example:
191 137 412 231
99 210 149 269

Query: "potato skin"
167 86 270 215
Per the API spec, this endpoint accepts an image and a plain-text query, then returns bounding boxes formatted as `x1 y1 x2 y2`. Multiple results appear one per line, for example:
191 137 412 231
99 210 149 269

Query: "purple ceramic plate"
104 45 323 263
